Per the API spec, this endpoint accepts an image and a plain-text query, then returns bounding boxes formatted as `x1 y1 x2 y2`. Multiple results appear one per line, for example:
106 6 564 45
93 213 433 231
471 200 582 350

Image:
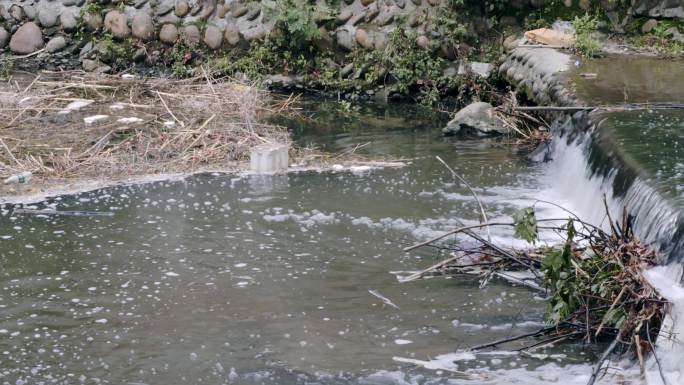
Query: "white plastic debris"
116 117 144 124
109 103 125 111
58 99 95 114
3 171 32 185
250 143 289 173
121 74 136 80
163 120 176 128
83 115 109 125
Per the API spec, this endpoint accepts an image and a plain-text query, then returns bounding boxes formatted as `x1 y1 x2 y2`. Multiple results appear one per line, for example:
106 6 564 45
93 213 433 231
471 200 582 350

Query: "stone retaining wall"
0 0 681 73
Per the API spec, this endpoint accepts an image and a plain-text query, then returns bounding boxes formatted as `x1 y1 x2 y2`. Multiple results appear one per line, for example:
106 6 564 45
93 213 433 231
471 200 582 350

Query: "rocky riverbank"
1 0 683 106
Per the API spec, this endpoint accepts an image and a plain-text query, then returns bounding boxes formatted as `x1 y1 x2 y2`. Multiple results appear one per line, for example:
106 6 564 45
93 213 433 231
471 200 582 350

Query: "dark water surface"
0 101 600 384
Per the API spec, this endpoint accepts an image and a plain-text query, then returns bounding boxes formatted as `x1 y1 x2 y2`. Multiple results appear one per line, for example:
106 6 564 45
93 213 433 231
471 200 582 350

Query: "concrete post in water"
250 143 289 173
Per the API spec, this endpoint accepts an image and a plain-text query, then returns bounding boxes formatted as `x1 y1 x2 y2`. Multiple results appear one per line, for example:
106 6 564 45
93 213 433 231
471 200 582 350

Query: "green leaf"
512 207 538 244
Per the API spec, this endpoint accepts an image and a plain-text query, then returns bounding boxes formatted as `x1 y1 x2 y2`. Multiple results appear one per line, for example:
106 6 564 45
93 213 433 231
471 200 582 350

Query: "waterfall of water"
544 112 684 384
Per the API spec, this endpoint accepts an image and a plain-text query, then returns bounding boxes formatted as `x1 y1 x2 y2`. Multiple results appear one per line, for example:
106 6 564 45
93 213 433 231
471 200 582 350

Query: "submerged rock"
443 102 509 136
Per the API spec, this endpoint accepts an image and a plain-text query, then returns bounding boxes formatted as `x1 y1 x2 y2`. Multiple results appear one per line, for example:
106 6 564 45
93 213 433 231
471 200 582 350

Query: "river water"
0 101 607 385
2 57 684 385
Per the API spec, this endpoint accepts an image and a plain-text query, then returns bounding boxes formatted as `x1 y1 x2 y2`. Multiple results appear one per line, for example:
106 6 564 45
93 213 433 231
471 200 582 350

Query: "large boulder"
181 25 201 45
159 24 178 44
61 9 79 32
132 13 154 41
203 25 223 49
104 10 130 39
443 102 509 136
9 22 44 54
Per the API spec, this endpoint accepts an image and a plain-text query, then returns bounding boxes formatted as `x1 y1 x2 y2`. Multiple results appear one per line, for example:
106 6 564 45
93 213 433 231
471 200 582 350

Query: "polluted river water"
2 56 684 384
0 101 605 385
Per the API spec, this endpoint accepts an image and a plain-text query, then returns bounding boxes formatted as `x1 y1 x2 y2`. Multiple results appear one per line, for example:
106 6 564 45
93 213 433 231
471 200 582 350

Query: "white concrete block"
250 143 289 173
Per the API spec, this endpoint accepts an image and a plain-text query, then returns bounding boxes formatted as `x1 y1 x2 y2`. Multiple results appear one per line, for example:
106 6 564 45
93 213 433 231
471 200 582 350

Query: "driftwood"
400 161 667 385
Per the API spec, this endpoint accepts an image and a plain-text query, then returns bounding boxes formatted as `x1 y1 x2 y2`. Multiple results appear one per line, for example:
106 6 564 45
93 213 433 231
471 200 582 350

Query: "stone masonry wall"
0 0 681 73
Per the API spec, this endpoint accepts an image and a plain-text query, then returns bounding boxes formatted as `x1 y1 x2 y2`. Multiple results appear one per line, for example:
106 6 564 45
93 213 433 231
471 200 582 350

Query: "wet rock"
232 6 248 18
376 8 394 26
245 7 261 21
160 23 178 43
156 0 175 16
0 28 9 49
62 0 85 5
133 47 147 62
665 27 684 43
217 4 228 18
9 22 43 54
264 74 298 89
337 8 353 24
416 35 429 49
336 25 356 50
132 13 155 41
200 0 217 20
355 28 373 49
105 11 131 39
61 9 79 32
641 18 658 33
181 25 201 45
340 62 354 78
364 6 380 22
443 102 509 136
361 0 375 5
203 25 223 49
373 32 388 50
9 5 25 21
84 12 103 32
411 0 421 4
241 25 267 42
503 34 519 51
527 141 552 163
223 24 240 45
408 11 424 27
38 6 60 27
79 41 94 59
395 0 406 9
46 36 67 52
82 58 99 72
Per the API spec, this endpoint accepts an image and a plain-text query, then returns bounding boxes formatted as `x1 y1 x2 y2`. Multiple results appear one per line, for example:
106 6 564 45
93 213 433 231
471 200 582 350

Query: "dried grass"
0 69 298 184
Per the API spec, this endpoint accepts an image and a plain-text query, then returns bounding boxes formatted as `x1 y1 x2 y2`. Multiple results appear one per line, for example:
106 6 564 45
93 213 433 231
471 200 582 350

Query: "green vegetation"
631 19 684 56
0 56 14 80
572 13 601 57
509 207 664 346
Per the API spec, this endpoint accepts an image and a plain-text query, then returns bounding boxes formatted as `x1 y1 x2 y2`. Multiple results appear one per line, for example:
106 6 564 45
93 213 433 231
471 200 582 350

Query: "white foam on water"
643 265 684 385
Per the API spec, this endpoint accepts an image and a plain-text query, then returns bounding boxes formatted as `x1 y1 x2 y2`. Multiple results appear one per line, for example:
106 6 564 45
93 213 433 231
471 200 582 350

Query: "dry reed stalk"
0 70 293 184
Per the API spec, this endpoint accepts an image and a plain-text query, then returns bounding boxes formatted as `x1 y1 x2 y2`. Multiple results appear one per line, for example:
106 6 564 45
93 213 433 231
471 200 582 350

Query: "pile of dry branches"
402 159 668 385
0 69 296 184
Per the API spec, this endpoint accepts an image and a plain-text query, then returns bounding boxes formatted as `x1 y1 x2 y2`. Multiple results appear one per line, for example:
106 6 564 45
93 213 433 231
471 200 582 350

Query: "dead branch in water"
401 195 667 382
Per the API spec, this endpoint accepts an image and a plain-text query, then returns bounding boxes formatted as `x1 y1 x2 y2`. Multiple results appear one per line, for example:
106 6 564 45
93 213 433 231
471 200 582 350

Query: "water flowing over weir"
544 111 684 385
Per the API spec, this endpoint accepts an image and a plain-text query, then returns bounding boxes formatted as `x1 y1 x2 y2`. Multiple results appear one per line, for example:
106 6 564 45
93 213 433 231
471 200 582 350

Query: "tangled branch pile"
0 70 295 185
404 195 667 382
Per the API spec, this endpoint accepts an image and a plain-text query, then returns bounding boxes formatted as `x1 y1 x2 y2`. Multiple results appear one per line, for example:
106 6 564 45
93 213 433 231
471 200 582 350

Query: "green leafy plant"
512 207 538 244
572 13 601 57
